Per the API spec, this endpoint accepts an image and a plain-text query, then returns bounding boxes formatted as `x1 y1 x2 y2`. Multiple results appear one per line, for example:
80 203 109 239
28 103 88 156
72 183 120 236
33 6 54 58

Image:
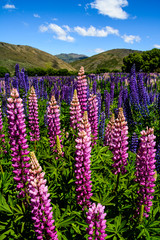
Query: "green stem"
115 172 120 193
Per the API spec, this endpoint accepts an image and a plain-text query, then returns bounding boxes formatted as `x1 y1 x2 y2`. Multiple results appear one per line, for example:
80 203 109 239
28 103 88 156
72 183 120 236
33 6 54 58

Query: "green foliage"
123 48 160 72
0 66 10 77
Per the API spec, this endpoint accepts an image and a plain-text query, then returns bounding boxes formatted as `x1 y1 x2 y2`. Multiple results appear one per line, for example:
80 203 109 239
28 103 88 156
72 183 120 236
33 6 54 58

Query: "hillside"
70 49 142 72
0 42 76 74
55 53 88 63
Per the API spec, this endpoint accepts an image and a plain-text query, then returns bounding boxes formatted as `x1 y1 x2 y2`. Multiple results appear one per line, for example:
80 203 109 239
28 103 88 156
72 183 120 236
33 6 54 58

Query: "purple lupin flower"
129 132 138 153
111 108 128 175
5 73 10 98
104 113 115 149
77 66 88 114
104 91 110 119
88 94 98 146
86 203 107 240
28 152 58 240
7 88 30 198
47 95 63 154
70 89 82 130
134 127 156 218
98 111 106 141
75 126 92 210
28 86 40 142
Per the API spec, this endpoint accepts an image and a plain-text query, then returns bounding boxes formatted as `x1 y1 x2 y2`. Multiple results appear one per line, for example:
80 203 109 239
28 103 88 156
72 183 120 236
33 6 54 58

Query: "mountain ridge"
0 42 76 74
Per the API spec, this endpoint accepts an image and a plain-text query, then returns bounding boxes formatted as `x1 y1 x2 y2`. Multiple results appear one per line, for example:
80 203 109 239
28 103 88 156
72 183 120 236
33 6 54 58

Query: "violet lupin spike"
111 108 128 175
28 152 58 240
7 88 30 198
86 203 107 240
104 113 115 149
28 86 40 142
77 66 88 114
47 95 63 154
70 89 82 130
134 127 156 218
88 94 98 146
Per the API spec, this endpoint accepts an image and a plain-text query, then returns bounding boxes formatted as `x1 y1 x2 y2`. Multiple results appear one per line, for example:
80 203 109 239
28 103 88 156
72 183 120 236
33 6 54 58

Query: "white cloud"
39 23 74 42
74 25 119 37
94 48 105 53
121 34 141 44
154 44 160 49
62 25 71 32
33 14 40 18
3 4 16 9
90 0 128 19
78 4 82 6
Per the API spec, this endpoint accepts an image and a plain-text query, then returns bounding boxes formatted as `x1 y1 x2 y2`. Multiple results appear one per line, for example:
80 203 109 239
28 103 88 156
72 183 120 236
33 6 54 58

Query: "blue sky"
1 0 160 56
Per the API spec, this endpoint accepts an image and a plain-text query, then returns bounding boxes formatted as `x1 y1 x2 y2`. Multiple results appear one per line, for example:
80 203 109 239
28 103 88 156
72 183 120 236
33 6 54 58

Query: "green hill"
0 42 76 74
55 53 88 63
70 49 142 72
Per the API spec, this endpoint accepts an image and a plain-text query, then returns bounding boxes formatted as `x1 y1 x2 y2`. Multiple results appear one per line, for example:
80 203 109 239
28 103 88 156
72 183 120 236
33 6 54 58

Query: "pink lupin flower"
7 88 30 198
28 86 40 142
47 95 63 154
78 111 91 140
111 108 128 175
135 127 156 218
70 89 82 130
77 66 88 114
86 203 107 240
0 104 7 156
75 129 92 210
88 94 98 146
28 152 58 240
104 113 115 149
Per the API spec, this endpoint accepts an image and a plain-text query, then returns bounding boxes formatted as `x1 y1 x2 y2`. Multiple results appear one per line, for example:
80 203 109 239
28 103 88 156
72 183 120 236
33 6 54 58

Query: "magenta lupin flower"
47 95 63 154
104 113 115 149
28 152 58 240
7 88 30 198
86 203 107 240
75 129 92 210
28 86 40 141
111 108 128 175
77 66 88 114
135 127 156 218
0 105 7 155
88 94 98 146
70 89 82 130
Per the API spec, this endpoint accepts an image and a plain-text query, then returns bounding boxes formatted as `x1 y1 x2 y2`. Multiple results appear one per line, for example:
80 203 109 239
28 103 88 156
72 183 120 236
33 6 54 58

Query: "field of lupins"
0 64 160 240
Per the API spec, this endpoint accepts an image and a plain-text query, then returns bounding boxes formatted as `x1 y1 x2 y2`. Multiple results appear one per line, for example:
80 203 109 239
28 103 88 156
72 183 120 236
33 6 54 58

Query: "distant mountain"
0 42 76 74
70 49 142 72
55 53 88 63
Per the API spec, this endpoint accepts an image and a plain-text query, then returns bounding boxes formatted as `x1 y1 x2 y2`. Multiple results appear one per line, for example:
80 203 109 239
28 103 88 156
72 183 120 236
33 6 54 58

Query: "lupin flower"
129 132 138 153
56 135 63 156
88 94 98 146
77 66 88 114
86 203 107 240
28 152 58 240
0 105 7 155
47 95 63 154
7 88 30 198
28 86 40 141
111 108 128 175
104 113 115 149
70 89 82 130
98 111 106 141
134 127 156 218
78 111 91 139
75 129 92 210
